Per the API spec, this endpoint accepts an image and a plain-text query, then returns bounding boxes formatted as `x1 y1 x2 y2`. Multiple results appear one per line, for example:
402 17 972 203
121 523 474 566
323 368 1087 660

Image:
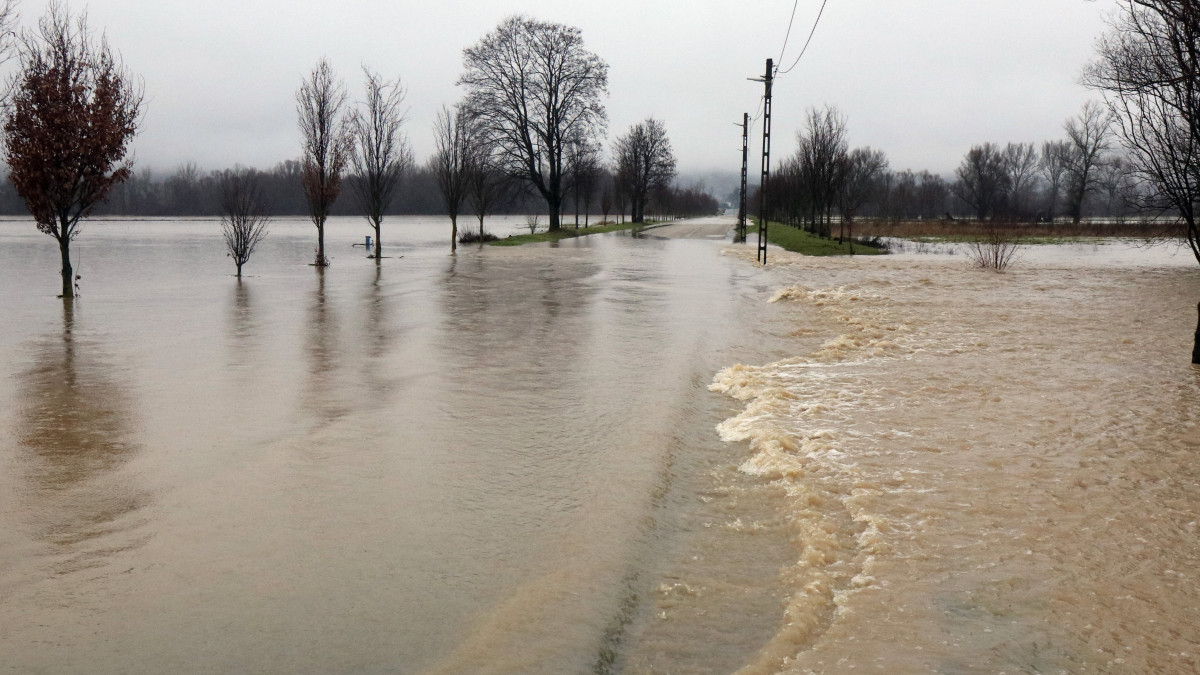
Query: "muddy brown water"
1 217 1199 673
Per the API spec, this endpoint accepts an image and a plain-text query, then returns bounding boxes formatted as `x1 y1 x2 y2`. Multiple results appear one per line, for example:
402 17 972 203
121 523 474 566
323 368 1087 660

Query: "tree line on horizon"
758 100 1144 238
0 156 718 223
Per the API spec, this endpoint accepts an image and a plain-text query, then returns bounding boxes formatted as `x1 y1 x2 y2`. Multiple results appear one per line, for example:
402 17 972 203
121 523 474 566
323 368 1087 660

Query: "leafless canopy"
1085 0 1200 262
613 117 676 223
837 147 888 242
1062 101 1114 223
349 67 411 259
459 16 609 231
953 143 1009 220
428 104 471 253
1040 140 1072 220
2 1 142 298
296 58 348 266
0 0 18 70
463 113 507 238
218 168 270 278
965 221 1023 272
1002 142 1040 219
566 136 601 226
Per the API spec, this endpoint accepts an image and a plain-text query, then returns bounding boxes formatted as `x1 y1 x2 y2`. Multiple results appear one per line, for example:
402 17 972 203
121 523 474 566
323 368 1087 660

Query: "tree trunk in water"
478 213 485 239
1193 301 1200 365
374 222 382 259
59 237 73 298
236 261 243 279
451 215 457 254
316 220 327 265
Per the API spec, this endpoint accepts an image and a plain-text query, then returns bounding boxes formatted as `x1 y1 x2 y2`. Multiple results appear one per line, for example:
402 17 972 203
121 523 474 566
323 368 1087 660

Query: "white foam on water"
710 246 1200 672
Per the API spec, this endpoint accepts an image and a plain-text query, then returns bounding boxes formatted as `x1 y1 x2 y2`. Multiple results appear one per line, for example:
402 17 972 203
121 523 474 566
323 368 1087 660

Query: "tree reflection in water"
14 299 149 574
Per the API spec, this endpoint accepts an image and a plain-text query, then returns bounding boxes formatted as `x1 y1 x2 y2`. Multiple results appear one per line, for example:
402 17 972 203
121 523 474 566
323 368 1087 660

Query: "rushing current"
2 215 1199 673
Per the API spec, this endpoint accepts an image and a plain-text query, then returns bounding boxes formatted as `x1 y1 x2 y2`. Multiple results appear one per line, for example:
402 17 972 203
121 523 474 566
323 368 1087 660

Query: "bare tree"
0 0 17 68
797 106 849 236
297 58 348 267
599 182 613 225
1096 156 1140 222
613 117 677 223
1040 140 1072 221
566 137 601 227
965 221 1023 271
166 161 203 214
1001 142 1039 219
837 147 888 244
348 67 411 260
1084 0 1200 361
463 112 506 240
953 143 1009 220
1062 101 1114 224
429 104 471 253
613 180 628 224
915 171 949 219
459 16 609 232
218 168 270 278
2 2 142 298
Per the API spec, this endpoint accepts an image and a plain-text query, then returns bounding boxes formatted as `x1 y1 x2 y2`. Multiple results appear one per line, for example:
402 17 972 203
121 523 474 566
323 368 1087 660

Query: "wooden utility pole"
752 59 774 265
736 112 749 243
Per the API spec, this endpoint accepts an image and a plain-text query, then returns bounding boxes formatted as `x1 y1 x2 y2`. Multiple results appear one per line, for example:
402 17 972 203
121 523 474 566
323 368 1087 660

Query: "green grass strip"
758 220 886 256
487 221 655 246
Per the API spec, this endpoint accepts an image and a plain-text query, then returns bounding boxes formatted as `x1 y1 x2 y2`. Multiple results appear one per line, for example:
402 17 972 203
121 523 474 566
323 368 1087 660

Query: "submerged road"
643 215 736 240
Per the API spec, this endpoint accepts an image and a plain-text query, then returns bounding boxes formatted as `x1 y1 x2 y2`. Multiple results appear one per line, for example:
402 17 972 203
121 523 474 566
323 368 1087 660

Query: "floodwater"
1 217 1199 674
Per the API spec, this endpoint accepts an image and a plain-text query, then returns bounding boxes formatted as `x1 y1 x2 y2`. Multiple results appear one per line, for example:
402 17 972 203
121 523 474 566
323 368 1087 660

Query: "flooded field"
1 216 1199 673
704 240 1200 674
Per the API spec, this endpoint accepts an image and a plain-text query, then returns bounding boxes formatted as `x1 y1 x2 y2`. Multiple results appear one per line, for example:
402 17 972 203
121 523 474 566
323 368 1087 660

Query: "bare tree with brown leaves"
349 67 411 261
3 1 141 298
218 168 270 279
297 58 348 267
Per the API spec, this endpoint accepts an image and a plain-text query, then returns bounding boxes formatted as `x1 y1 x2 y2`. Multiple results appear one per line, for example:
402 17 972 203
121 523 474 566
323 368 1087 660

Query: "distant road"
643 215 736 240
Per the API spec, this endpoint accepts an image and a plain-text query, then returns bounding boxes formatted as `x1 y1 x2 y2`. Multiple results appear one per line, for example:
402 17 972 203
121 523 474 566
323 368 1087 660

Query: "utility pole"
751 59 774 265
736 112 749 243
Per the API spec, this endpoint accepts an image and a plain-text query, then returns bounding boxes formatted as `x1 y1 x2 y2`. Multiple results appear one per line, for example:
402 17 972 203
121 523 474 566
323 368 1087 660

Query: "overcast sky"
27 0 1112 181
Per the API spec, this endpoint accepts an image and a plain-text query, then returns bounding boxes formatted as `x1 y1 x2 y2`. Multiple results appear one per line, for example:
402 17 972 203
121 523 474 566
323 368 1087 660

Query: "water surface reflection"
13 300 149 575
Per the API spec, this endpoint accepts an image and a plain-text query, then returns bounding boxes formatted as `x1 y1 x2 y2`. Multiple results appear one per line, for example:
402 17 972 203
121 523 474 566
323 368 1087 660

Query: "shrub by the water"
459 231 499 244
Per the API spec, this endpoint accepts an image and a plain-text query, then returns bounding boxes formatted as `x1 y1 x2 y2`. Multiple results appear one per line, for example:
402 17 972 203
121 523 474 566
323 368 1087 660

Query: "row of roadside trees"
0 4 717 295
764 100 1141 238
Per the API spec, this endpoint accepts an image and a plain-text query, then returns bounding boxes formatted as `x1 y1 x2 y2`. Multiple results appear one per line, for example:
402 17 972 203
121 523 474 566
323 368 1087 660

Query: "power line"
777 0 829 76
777 0 801 65
751 95 765 125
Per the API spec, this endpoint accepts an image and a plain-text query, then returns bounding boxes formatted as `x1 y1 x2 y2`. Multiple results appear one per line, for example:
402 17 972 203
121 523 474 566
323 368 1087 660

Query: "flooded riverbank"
2 218 1198 672
705 241 1200 673
0 216 801 673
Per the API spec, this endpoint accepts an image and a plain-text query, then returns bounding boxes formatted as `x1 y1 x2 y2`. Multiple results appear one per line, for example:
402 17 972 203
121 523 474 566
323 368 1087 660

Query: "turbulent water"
1 217 1199 673
707 241 1200 674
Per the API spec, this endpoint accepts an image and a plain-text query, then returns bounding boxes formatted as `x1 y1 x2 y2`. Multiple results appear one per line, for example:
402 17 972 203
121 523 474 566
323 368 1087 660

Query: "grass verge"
759 220 887 256
488 221 653 246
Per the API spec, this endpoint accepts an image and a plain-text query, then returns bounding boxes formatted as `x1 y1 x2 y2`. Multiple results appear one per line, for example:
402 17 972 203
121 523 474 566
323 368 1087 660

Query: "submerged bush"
458 230 499 244
854 236 889 252
966 221 1022 271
